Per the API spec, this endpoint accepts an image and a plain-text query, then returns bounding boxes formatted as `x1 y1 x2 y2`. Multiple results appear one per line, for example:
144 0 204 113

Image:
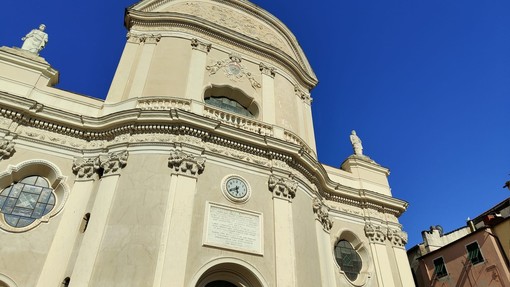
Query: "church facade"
0 1 414 286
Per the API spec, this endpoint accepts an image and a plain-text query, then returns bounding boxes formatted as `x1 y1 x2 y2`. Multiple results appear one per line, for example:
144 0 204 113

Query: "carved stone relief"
294 85 312 104
0 139 15 160
191 38 211 53
268 174 297 201
72 151 129 179
259 62 276 78
127 32 162 44
98 151 129 176
168 150 206 176
387 228 408 248
72 157 99 179
165 2 289 53
312 198 333 232
364 224 387 244
206 53 261 89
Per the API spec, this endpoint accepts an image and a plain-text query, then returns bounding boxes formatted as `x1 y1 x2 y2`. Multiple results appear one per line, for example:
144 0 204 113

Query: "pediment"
129 0 317 87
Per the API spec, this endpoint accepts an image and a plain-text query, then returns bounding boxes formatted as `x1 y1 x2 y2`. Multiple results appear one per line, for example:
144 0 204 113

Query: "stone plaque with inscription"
203 202 263 255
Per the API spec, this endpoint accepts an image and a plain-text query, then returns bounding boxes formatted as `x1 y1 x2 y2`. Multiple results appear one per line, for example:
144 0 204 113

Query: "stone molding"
268 174 297 201
259 62 276 78
191 38 211 53
364 224 387 244
72 151 129 179
387 228 408 248
312 198 333 232
168 150 206 177
0 139 15 160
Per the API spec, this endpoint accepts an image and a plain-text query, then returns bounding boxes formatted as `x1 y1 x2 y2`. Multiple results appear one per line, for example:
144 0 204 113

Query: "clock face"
222 175 250 202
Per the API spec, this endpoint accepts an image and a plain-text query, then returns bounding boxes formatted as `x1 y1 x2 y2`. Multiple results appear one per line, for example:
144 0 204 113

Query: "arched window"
204 85 259 118
0 176 55 228
334 240 362 281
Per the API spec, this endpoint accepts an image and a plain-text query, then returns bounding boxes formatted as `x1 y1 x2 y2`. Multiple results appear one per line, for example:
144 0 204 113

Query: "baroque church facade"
0 0 414 286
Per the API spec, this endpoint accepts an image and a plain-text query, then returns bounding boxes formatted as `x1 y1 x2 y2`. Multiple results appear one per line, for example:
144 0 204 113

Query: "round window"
334 240 362 281
0 176 56 228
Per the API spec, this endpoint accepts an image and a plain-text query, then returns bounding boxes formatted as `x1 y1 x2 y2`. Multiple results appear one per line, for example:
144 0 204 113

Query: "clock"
221 175 251 203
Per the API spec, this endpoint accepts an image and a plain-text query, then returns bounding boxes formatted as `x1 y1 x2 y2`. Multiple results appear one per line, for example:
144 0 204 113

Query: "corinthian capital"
0 139 15 160
364 223 387 244
387 228 408 248
168 150 206 176
268 174 297 201
259 62 276 78
312 198 333 232
98 151 129 176
72 157 99 180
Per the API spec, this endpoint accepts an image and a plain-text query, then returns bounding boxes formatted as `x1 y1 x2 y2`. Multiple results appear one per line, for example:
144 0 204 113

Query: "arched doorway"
192 258 268 287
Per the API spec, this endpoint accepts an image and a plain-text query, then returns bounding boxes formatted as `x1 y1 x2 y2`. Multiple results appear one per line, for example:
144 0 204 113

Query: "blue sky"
2 0 510 247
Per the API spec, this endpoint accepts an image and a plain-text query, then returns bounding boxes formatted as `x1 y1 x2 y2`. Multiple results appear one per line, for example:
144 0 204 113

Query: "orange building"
408 198 510 287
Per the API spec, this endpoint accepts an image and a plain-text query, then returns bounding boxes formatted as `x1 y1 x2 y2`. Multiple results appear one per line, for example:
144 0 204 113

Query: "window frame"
432 256 448 278
466 241 484 265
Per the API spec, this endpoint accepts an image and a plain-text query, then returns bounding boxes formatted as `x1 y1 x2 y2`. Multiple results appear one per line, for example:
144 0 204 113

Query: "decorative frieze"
72 157 99 179
191 38 211 53
268 174 297 201
0 139 15 160
206 53 261 89
312 198 333 232
168 150 206 176
387 228 408 248
97 151 129 176
364 224 387 244
259 62 276 78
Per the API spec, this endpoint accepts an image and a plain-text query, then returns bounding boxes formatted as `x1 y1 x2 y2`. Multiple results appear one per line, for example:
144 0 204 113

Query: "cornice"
0 94 408 216
125 10 318 89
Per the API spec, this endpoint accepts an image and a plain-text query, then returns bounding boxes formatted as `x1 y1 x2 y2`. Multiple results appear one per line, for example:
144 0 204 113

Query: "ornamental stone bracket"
259 62 276 78
268 174 297 201
0 139 15 160
387 228 408 248
72 150 129 179
98 151 129 176
364 224 387 244
127 32 162 44
191 38 211 53
168 150 206 177
312 198 333 232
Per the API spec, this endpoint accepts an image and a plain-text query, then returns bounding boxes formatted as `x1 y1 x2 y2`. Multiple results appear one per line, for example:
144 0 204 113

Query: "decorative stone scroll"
268 174 297 201
72 157 99 179
191 38 211 53
0 139 15 160
168 150 206 176
364 224 387 244
259 62 276 78
97 151 129 176
312 198 333 232
387 228 408 248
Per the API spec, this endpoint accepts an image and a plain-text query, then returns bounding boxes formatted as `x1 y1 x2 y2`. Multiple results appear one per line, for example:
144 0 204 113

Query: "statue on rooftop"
21 24 48 54
350 130 363 156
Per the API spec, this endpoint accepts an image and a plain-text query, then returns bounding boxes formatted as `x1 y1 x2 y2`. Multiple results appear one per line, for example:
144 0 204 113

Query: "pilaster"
186 38 211 113
268 174 297 287
364 223 396 287
70 151 129 287
312 198 336 286
259 62 276 124
388 228 415 286
36 157 99 287
153 150 205 287
127 34 161 99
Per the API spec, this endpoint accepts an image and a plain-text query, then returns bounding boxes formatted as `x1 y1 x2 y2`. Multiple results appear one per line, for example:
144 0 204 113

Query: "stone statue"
21 24 48 54
350 130 363 156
